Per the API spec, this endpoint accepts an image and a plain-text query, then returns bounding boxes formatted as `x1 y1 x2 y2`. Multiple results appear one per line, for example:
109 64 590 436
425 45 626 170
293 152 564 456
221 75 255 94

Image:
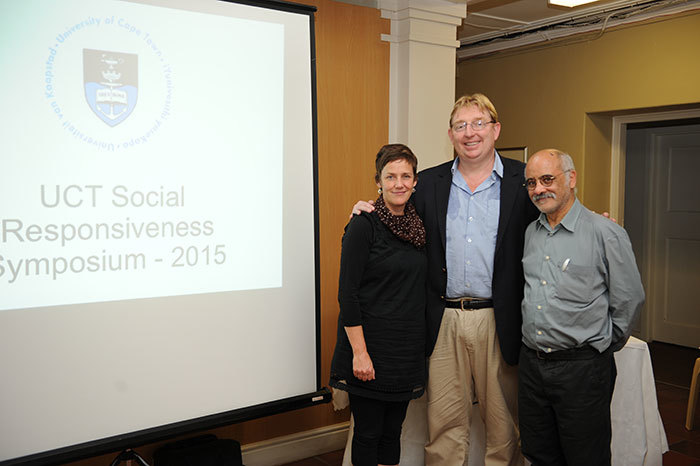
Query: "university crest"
83 49 138 126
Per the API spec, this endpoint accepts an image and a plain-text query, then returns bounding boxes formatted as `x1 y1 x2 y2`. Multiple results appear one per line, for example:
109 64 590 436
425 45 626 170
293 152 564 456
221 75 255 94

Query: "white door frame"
610 107 700 224
610 107 700 341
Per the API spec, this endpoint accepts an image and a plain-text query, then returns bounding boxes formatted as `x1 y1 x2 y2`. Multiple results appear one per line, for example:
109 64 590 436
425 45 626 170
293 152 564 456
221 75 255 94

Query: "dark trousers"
518 345 617 466
348 393 410 466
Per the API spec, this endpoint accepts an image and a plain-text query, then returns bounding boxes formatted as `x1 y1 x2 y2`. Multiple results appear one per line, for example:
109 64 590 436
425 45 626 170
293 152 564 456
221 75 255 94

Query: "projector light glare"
548 0 600 7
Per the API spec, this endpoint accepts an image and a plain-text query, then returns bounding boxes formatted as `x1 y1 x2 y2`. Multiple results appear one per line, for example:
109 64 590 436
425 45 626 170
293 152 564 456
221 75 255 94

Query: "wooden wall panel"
314 0 391 422
64 1 389 465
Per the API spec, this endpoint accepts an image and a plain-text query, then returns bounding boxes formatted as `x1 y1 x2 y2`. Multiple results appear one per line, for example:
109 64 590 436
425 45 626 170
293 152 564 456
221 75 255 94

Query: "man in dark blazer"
417 94 538 465
353 94 537 465
415 122 537 367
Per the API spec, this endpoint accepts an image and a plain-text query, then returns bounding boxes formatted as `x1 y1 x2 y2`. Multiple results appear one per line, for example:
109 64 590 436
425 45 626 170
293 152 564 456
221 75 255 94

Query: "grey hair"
555 150 575 174
526 149 576 181
550 149 576 193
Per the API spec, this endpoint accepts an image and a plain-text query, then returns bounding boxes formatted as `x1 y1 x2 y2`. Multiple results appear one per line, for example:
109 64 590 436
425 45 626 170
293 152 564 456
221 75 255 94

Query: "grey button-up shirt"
521 198 645 353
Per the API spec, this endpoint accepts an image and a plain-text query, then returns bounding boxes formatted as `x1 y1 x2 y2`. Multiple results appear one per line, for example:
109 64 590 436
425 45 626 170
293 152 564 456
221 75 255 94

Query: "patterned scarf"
374 195 426 249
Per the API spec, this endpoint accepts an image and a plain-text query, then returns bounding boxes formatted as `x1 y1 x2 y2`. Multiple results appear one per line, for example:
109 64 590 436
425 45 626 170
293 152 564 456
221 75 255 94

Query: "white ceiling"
460 0 624 43
457 0 699 59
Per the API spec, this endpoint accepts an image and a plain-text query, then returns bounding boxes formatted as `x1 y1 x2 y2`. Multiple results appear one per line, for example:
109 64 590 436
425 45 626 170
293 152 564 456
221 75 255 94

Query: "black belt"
444 298 493 310
522 344 603 360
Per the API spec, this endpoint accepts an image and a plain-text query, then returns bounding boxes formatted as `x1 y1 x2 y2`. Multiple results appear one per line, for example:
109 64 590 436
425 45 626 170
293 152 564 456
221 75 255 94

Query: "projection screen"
0 0 324 463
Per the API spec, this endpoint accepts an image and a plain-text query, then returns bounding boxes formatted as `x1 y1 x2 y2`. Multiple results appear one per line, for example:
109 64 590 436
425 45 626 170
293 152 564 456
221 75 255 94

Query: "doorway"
624 119 700 348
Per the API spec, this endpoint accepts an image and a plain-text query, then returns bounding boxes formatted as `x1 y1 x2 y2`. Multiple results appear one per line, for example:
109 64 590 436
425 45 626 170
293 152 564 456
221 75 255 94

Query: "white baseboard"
241 422 350 466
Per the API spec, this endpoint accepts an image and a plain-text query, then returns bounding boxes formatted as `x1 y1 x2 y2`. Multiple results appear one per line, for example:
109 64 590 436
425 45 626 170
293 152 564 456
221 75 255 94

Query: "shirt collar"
450 152 504 179
536 197 582 232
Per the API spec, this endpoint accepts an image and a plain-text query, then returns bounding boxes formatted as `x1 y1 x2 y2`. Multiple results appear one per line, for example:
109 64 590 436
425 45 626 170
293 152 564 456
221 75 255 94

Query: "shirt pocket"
554 263 596 304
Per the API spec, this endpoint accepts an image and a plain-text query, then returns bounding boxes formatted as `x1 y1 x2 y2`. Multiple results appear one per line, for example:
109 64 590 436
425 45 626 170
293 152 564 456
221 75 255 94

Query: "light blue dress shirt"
445 155 503 299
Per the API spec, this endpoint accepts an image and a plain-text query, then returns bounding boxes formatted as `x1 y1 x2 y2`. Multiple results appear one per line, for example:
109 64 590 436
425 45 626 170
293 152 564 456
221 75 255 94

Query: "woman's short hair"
449 93 499 127
375 144 418 183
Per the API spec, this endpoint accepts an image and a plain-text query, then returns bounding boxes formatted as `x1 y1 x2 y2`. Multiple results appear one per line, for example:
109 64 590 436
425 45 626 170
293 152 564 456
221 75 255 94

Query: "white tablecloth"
610 336 669 465
341 336 668 465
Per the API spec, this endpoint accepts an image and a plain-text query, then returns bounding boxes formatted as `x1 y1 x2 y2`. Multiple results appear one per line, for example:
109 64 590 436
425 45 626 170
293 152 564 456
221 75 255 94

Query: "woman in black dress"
330 144 427 466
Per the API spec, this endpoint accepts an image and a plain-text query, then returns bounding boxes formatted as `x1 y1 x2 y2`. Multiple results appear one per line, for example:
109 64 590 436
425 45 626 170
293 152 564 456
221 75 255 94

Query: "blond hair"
449 93 499 127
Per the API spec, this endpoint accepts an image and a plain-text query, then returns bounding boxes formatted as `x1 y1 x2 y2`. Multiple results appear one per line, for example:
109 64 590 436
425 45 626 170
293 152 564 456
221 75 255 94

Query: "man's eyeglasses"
524 170 571 190
451 120 494 133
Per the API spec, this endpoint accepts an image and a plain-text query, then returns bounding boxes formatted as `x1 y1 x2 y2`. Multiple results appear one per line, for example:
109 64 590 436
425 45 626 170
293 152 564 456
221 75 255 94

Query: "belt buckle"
460 298 476 311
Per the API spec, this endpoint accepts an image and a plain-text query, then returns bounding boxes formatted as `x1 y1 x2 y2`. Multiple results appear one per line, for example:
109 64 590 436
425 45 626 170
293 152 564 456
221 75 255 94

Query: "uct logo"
83 49 138 127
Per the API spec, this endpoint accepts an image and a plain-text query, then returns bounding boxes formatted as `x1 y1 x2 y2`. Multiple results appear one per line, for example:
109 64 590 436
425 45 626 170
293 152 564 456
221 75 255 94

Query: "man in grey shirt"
519 149 645 466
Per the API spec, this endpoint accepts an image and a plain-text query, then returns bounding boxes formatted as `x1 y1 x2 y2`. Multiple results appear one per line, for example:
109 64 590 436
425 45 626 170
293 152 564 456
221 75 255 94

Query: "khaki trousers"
425 307 522 466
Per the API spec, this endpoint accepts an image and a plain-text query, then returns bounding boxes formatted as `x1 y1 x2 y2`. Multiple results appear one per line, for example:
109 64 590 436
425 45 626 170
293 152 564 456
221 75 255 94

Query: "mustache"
533 193 556 202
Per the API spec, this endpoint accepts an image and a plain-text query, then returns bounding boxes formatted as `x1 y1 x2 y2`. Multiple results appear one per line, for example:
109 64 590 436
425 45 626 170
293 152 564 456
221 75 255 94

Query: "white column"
379 0 466 169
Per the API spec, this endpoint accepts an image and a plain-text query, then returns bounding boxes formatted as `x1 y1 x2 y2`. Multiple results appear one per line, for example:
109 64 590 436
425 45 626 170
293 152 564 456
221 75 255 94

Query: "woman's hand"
344 325 375 381
352 351 375 381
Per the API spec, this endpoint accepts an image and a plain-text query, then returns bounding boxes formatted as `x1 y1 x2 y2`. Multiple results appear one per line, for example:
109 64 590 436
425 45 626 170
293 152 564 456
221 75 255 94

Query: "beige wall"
456 12 700 212
65 1 389 464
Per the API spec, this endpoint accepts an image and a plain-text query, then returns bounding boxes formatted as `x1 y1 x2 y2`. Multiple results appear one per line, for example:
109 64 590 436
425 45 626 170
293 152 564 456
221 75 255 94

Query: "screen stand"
109 449 151 466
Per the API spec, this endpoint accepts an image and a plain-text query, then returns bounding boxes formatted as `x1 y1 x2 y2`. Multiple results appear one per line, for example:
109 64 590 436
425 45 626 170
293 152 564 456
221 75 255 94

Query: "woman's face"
377 158 416 214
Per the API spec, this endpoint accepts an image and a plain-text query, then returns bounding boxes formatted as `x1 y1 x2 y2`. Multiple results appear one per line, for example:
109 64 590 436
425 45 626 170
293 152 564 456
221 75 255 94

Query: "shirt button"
467 260 471 265
537 331 542 335
468 216 473 222
467 238 472 243
466 283 471 288
537 305 542 310
545 256 550 260
542 280 547 285
547 348 552 353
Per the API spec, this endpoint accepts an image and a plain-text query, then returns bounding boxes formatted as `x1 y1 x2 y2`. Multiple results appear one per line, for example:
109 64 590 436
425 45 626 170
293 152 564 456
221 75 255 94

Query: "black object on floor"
153 434 243 466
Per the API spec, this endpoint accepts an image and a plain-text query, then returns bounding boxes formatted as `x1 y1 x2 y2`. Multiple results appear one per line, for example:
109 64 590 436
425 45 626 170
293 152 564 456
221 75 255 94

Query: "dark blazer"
413 156 539 365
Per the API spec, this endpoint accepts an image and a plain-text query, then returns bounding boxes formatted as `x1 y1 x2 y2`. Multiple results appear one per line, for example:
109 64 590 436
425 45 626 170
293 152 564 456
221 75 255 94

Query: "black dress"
329 211 427 401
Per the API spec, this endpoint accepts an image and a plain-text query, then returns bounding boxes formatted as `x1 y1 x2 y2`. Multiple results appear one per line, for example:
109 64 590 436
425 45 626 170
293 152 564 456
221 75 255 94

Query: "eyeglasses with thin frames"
451 120 495 133
524 170 571 190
